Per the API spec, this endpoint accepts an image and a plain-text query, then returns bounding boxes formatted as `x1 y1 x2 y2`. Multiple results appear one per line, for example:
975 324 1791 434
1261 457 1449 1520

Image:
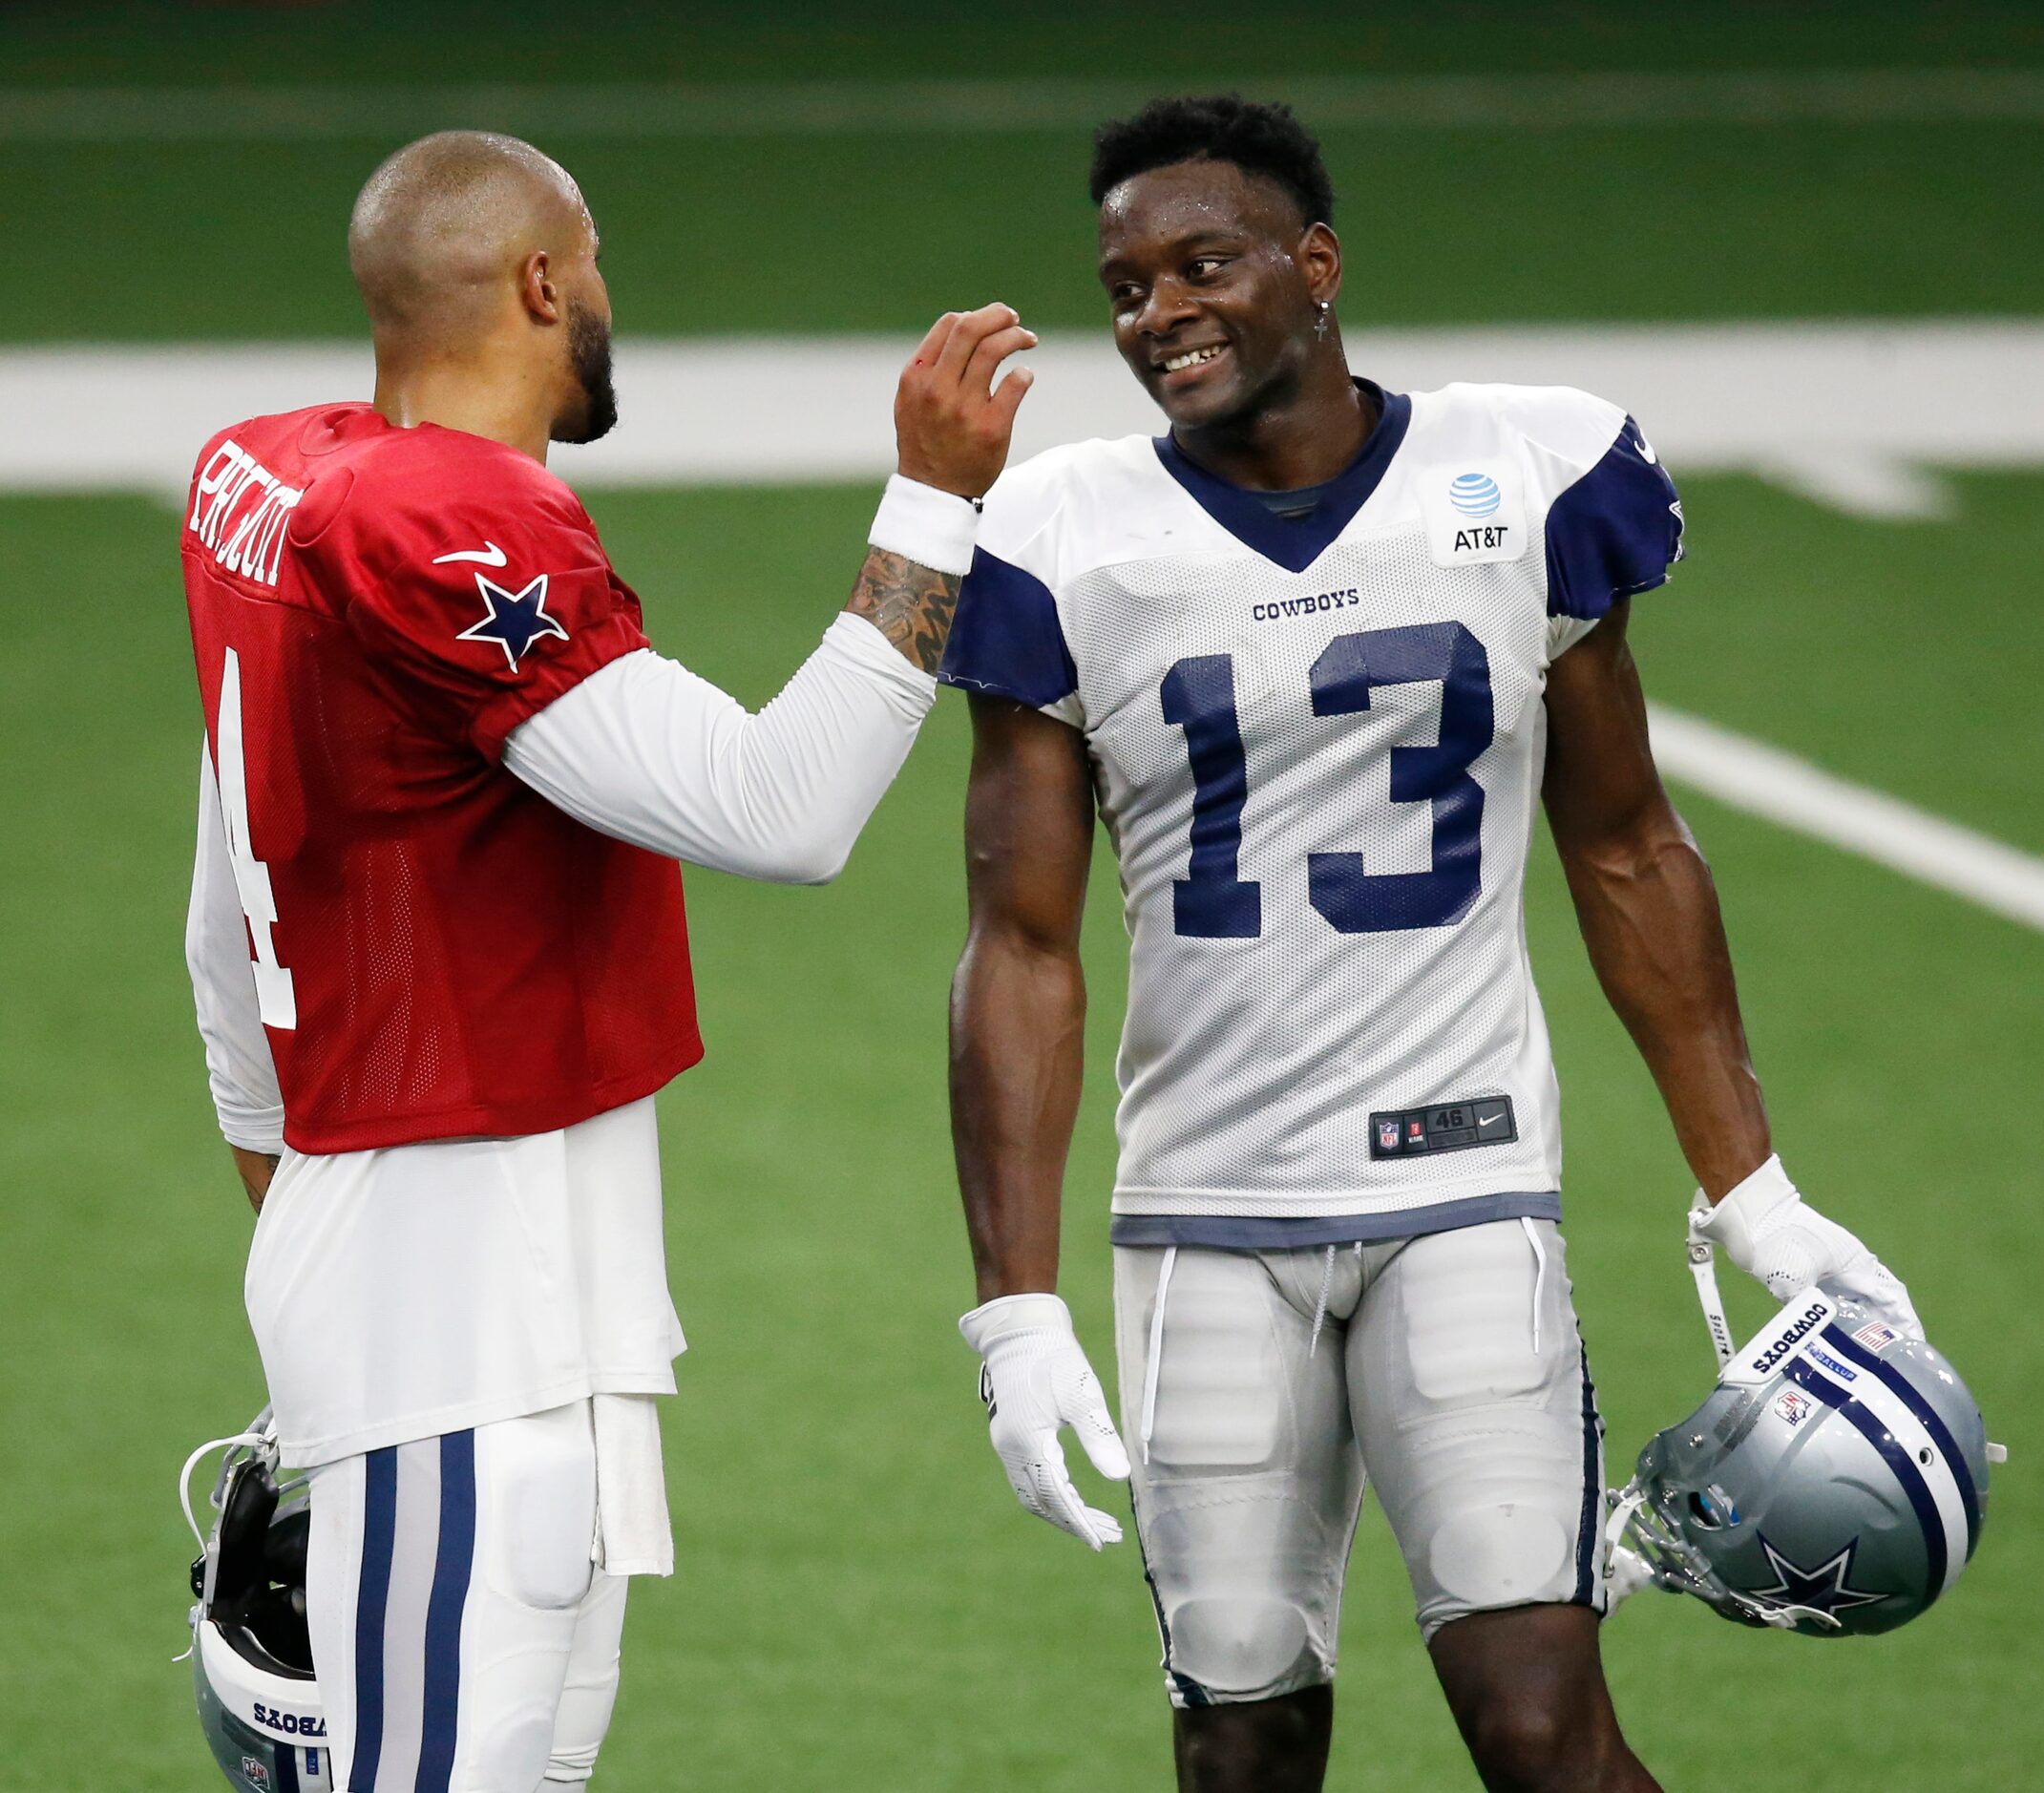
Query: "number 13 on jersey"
1162 622 1495 940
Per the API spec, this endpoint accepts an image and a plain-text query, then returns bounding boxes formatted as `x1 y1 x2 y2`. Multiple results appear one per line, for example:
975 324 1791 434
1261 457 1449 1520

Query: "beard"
554 299 619 445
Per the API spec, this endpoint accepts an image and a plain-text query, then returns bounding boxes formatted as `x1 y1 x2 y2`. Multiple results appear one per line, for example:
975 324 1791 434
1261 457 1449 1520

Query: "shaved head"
351 131 585 337
350 131 618 443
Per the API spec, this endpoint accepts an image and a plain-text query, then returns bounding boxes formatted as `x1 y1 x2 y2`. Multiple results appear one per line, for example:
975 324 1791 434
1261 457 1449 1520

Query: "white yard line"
1648 707 2044 934
11 321 2042 517
8 68 2044 142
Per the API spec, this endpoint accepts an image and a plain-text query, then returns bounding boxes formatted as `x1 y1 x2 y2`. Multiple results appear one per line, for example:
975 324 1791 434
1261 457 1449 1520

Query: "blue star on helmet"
454 571 570 672
1752 1533 1886 1619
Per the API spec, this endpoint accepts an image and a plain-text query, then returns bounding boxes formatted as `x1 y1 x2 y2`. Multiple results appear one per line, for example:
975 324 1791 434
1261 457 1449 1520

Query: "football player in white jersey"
942 96 1922 1792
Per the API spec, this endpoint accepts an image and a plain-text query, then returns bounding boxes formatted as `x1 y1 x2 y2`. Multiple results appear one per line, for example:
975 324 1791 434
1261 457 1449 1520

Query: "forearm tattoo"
846 548 964 675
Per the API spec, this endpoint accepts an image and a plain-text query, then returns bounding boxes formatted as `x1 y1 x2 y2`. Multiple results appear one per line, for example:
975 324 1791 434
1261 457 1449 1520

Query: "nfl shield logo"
1377 1119 1401 1151
1773 1389 1816 1429
240 1760 272 1792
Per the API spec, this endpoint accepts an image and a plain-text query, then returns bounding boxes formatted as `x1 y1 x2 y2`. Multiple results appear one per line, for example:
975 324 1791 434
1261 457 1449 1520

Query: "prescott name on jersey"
938 380 1683 1245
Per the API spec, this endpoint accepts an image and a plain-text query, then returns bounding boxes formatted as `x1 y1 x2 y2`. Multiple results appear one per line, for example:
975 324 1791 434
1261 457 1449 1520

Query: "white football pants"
1115 1219 1607 1708
305 1401 626 1792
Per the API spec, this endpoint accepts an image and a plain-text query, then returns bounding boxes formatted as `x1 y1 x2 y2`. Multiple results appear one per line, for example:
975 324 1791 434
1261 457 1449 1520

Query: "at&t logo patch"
1422 462 1525 567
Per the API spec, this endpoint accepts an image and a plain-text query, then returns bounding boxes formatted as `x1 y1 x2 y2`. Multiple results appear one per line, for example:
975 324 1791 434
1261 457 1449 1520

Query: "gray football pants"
1113 1217 1607 1708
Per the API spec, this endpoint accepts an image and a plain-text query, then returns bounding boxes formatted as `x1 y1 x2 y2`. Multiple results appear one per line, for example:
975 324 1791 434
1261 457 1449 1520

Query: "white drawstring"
1307 1244 1338 1357
1139 1247 1177 1465
1521 1216 1548 1356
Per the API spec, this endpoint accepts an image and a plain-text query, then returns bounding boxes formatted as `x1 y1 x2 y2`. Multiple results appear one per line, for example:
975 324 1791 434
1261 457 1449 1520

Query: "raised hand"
894 304 1038 500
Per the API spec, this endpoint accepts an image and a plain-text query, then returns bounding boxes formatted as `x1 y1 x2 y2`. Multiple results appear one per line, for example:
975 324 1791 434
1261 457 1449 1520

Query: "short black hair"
1089 95 1334 228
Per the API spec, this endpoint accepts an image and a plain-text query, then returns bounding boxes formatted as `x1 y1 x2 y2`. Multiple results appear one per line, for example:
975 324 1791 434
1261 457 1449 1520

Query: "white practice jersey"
938 380 1684 1246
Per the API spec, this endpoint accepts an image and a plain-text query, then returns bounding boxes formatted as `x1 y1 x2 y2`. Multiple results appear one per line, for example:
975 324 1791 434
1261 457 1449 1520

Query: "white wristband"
869 474 980 577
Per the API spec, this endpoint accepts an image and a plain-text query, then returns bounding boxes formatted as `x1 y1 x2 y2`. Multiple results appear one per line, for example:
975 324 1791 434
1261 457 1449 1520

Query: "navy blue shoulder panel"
1543 415 1685 621
936 545 1079 710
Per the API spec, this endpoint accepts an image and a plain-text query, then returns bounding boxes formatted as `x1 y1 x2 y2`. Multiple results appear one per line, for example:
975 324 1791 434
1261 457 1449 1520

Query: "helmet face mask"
183 1416 334 1793
1612 1284 1992 1638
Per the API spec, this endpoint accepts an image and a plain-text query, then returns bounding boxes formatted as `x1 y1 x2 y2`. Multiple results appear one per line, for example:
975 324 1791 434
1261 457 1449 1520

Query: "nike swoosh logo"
1633 434 1658 465
1477 1111 1504 1127
432 541 508 567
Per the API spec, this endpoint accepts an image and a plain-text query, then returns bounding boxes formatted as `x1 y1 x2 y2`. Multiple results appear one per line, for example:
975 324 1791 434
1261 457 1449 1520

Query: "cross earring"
1314 302 1332 342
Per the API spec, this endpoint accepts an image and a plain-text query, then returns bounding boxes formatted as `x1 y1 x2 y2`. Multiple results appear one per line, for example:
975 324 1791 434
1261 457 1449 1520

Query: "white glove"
1691 1155 1924 1340
959 1292 1131 1550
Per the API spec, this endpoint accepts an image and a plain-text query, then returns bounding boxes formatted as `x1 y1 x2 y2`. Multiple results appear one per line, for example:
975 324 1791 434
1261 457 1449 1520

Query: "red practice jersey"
180 404 703 1153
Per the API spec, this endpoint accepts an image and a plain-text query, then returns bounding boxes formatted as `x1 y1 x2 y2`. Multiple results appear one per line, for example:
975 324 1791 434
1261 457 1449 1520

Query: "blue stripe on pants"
350 1447 400 1791
416 1431 477 1793
1571 1337 1603 1606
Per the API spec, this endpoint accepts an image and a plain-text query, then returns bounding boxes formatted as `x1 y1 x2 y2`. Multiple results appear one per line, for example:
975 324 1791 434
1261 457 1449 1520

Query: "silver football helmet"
180 1412 334 1792
1611 1253 2000 1636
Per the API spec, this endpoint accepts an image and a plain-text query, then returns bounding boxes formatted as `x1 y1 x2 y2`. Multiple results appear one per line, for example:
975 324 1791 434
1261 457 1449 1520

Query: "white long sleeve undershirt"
187 611 942 1146
501 610 938 884
188 475 975 1148
186 746 287 1154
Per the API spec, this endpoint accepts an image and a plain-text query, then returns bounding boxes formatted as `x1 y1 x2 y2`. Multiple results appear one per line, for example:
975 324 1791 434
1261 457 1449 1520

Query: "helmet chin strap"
175 1408 284 1664
1687 1192 1738 1371
178 1428 273 1553
1604 1202 1817 1621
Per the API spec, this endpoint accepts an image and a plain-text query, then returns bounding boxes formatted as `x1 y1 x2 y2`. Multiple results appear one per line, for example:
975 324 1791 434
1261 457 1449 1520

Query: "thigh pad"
1114 1246 1366 1708
1350 1221 1606 1640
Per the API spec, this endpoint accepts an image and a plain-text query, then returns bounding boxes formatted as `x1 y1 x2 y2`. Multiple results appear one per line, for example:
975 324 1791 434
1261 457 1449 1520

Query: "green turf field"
3 5 2039 1787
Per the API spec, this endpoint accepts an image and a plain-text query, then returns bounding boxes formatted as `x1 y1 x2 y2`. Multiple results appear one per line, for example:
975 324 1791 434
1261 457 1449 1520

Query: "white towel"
591 1393 674 1577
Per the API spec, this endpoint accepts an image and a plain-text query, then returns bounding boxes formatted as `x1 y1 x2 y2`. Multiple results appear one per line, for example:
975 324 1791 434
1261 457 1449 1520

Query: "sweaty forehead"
1098 159 1302 265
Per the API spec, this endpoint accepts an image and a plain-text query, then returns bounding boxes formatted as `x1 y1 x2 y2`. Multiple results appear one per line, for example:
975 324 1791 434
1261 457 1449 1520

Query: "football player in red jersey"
181 131 1034 1791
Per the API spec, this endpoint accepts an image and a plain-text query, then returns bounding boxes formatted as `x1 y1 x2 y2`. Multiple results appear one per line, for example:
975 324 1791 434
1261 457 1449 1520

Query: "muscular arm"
950 695 1096 1299
1542 601 1770 1200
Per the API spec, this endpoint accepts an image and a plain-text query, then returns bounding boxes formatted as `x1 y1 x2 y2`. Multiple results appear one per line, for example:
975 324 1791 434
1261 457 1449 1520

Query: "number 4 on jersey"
216 646 297 1028
1163 623 1494 939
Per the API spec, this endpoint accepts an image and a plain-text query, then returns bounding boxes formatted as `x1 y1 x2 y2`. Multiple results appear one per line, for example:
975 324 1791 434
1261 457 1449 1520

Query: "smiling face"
1098 157 1341 433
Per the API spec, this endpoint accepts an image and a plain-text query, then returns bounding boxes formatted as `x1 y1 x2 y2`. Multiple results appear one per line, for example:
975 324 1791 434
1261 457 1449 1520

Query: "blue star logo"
455 571 569 671
1752 1533 1886 1619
